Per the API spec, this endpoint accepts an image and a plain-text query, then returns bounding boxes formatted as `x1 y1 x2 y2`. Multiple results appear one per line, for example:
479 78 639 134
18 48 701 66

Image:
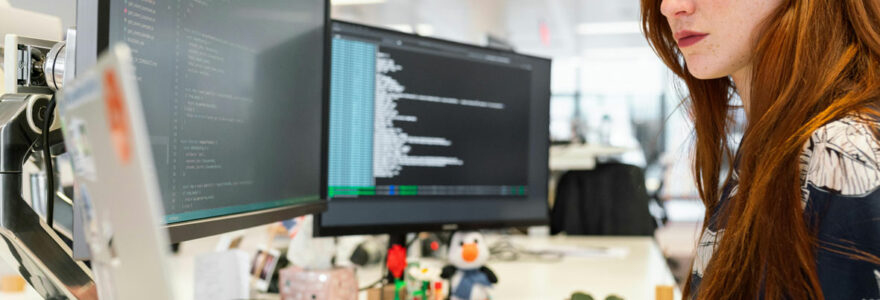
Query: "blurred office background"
1 0 713 283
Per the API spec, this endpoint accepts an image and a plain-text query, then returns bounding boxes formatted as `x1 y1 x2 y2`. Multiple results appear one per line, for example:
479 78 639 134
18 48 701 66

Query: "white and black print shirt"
690 116 880 298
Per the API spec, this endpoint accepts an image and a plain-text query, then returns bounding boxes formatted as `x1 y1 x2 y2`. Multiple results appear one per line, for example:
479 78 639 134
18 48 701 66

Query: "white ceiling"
5 0 648 59
3 0 662 97
331 0 649 59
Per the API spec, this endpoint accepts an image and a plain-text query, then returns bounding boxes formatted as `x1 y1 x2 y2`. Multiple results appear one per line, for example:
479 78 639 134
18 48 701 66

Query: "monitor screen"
317 21 550 236
85 0 327 241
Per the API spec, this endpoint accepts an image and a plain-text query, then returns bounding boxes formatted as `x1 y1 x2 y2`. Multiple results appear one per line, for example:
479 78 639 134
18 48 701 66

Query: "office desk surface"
0 289 41 300
357 235 680 300
0 231 680 300
489 236 678 300
172 230 683 300
550 144 630 171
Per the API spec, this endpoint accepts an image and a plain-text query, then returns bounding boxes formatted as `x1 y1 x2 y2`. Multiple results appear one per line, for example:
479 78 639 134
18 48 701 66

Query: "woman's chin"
686 64 729 80
689 70 727 80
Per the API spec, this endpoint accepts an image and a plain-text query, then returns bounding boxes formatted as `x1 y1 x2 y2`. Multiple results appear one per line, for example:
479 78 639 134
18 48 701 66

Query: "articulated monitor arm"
0 93 95 299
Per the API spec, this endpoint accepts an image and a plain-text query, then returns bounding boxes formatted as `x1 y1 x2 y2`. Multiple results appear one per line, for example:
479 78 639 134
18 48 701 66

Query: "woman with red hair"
642 0 880 298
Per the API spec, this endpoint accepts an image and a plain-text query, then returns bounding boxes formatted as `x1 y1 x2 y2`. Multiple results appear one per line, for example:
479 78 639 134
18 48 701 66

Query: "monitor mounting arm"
0 93 94 299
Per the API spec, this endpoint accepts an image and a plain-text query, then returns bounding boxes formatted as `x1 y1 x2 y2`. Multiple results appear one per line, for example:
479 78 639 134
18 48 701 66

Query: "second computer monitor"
317 21 551 236
79 0 329 242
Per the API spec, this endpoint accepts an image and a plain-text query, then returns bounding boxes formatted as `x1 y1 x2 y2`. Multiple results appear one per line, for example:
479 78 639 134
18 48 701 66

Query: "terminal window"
328 26 533 199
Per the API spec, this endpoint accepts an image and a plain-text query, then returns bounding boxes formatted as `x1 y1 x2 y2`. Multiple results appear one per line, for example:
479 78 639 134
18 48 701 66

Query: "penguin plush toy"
441 231 497 300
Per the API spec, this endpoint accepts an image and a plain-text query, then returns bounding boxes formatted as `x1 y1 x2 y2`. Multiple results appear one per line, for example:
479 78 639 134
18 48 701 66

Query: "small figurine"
407 262 442 300
387 244 408 300
441 231 497 300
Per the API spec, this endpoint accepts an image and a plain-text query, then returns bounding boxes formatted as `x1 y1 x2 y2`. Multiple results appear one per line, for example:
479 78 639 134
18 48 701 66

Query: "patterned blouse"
690 116 880 298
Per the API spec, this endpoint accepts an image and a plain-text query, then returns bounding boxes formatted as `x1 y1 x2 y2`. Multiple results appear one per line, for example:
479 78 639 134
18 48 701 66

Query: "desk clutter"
186 222 680 300
365 232 498 300
0 275 25 293
280 266 358 300
363 260 446 300
269 218 498 300
565 286 672 300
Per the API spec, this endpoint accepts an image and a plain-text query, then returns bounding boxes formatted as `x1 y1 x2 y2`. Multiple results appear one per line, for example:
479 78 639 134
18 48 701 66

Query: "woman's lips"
675 31 709 48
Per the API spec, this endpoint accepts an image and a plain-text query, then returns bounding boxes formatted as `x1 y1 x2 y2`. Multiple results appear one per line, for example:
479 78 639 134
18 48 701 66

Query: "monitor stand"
0 94 94 299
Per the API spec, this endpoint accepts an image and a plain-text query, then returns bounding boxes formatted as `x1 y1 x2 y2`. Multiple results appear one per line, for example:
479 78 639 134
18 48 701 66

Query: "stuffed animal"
440 231 497 300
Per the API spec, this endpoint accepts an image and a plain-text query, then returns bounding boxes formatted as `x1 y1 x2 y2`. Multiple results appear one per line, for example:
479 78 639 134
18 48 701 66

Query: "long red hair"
642 0 880 298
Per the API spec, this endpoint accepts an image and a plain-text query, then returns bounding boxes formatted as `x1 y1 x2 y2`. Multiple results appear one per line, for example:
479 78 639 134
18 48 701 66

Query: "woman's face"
661 0 783 79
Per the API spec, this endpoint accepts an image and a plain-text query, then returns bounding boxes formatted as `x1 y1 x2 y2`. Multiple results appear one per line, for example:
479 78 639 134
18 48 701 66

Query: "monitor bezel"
86 0 330 243
314 20 551 237
328 20 552 64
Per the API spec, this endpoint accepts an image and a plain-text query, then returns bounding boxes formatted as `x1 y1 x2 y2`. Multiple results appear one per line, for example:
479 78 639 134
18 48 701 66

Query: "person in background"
641 0 880 298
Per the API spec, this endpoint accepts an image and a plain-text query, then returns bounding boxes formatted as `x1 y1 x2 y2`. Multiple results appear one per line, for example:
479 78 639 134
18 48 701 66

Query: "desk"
550 144 630 171
356 235 680 300
487 236 679 300
3 228 680 300
0 288 41 300
173 231 683 300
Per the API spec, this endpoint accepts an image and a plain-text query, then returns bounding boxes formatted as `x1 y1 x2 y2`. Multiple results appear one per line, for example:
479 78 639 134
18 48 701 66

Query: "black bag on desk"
551 162 656 236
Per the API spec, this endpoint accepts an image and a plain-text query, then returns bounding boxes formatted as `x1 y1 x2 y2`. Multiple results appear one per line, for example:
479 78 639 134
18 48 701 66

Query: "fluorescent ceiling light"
331 0 386 6
576 21 641 35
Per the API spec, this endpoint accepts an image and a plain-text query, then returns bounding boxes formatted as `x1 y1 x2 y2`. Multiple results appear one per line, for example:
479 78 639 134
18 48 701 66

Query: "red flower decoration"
386 244 407 279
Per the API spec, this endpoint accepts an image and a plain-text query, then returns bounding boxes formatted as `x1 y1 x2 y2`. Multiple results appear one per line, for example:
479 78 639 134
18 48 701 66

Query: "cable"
20 139 37 169
488 237 564 262
405 234 418 248
44 94 57 228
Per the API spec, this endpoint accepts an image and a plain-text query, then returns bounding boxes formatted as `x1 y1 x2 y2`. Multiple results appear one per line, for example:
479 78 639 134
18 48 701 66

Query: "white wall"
7 0 75 32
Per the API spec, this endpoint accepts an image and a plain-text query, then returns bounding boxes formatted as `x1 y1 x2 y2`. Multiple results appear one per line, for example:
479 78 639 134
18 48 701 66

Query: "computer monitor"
316 21 551 236
75 0 328 242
